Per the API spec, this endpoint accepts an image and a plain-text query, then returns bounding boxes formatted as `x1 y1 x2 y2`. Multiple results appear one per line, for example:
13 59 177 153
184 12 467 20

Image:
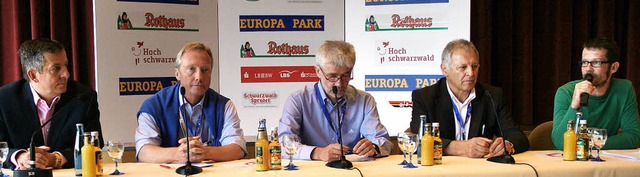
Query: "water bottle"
74 123 84 176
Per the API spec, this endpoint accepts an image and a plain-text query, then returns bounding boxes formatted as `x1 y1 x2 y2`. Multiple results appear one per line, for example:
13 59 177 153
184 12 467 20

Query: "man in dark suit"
0 38 102 169
410 39 528 158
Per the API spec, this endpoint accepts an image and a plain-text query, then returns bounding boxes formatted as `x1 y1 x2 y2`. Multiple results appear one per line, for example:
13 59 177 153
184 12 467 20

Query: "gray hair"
175 42 213 68
315 40 356 69
441 39 479 66
19 38 65 80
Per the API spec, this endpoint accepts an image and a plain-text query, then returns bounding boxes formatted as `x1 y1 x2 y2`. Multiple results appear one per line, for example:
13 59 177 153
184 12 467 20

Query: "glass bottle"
421 123 434 166
74 123 84 176
255 119 270 171
576 120 590 161
563 120 577 161
81 133 96 177
417 115 426 164
91 131 103 176
432 122 442 164
269 127 282 170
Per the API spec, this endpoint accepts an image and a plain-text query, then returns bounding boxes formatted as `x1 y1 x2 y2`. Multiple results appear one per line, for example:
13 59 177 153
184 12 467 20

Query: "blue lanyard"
181 105 204 137
314 83 345 141
451 98 472 140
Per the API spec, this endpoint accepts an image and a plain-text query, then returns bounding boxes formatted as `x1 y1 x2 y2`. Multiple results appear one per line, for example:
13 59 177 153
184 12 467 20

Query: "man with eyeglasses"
410 39 529 158
552 37 640 149
278 40 393 161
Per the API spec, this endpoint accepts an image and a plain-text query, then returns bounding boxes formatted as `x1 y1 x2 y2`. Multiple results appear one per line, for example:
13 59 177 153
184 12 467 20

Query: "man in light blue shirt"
278 40 392 161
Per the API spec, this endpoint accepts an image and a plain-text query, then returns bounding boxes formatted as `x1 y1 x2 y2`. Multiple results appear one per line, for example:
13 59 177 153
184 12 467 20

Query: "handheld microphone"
14 93 89 177
175 87 203 176
326 86 353 169
579 74 593 106
484 91 515 164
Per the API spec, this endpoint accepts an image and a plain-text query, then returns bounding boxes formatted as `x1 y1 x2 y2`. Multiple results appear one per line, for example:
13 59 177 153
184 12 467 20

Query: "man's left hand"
353 139 376 157
488 137 514 157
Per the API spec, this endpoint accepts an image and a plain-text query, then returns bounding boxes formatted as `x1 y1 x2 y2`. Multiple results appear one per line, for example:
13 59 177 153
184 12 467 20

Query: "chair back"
528 121 555 150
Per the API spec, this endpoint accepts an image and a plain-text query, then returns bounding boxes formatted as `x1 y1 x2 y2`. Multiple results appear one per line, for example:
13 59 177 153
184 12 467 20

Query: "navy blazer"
410 78 529 154
0 79 102 169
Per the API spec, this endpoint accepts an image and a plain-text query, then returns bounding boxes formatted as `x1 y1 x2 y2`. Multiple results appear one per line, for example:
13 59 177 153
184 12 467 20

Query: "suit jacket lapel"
20 82 44 146
436 81 456 140
469 93 484 138
47 89 76 147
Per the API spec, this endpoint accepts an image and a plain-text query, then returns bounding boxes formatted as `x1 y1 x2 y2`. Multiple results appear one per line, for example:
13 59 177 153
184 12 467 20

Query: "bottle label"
96 151 103 175
256 146 264 164
434 142 443 164
576 140 585 159
270 146 282 167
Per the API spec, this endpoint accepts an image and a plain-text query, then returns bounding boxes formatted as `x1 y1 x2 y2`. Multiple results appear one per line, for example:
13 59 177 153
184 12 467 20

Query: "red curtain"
0 0 95 88
472 0 640 126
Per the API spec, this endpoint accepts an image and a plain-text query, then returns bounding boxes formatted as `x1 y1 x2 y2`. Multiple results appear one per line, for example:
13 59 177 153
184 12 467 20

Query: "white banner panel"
218 0 345 136
346 0 470 136
94 0 218 142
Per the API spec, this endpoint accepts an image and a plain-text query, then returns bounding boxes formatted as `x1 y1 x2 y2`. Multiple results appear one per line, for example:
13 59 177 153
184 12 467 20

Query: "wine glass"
397 133 408 165
282 134 300 170
107 139 125 175
590 129 608 162
403 133 418 168
0 142 8 177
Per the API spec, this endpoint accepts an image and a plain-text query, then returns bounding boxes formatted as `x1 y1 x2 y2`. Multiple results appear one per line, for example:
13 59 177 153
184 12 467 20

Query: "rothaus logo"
144 12 186 29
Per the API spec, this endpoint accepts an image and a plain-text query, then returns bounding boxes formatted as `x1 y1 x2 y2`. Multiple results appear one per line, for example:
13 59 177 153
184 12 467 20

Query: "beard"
587 67 612 87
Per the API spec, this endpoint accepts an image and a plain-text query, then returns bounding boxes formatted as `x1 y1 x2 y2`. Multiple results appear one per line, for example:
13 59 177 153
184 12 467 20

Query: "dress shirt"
445 81 476 140
278 82 392 160
135 93 246 157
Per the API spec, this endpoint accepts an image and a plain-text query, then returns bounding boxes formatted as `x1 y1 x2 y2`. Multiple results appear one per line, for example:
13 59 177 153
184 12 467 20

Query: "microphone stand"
485 91 515 164
326 86 353 169
14 94 89 177
175 87 202 176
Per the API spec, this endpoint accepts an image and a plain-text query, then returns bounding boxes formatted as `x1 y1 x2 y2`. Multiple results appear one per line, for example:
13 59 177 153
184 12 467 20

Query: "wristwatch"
53 152 62 168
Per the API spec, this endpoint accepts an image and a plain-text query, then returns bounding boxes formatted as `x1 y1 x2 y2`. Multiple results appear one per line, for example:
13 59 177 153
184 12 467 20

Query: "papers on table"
601 151 640 161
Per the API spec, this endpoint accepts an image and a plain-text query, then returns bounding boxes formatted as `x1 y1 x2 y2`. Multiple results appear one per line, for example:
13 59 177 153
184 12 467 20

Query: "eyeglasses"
581 60 610 68
319 67 353 82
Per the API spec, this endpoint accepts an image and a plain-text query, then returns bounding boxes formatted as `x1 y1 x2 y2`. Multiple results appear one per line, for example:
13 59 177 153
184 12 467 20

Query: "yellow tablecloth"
16 149 640 177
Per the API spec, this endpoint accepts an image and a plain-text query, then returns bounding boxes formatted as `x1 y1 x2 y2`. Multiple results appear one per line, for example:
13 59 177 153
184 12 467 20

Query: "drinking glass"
282 134 300 170
107 139 125 175
0 142 8 177
397 133 408 165
403 133 418 168
590 129 608 162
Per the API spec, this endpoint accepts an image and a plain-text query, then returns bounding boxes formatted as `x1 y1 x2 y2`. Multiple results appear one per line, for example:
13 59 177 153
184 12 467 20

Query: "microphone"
14 93 89 177
579 74 593 106
175 87 203 176
484 91 516 164
326 86 353 169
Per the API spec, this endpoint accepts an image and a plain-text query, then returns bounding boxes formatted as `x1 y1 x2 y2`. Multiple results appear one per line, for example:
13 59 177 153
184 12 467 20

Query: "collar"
178 91 205 115
445 80 476 105
315 82 351 105
29 82 60 107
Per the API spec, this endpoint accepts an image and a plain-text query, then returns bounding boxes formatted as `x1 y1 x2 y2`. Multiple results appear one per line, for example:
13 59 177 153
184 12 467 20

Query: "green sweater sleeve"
602 81 640 149
552 83 579 150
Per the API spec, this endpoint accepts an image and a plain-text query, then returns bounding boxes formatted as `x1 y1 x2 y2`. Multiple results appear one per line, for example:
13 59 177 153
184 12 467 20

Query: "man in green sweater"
552 37 640 150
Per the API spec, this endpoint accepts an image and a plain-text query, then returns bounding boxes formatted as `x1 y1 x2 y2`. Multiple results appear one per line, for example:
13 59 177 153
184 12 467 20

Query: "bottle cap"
76 123 83 127
90 131 99 136
579 119 587 124
432 122 439 127
576 112 583 116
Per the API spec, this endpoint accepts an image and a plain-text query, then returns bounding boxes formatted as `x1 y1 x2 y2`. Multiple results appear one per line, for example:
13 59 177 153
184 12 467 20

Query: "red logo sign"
241 66 318 83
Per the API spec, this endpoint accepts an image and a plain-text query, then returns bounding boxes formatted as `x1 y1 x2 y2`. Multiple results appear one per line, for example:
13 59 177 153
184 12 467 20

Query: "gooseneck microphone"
579 74 594 107
15 93 91 177
326 86 353 169
175 87 203 176
485 91 516 164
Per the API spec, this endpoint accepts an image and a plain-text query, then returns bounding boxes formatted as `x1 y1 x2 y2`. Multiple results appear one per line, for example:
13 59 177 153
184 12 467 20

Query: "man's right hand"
311 143 348 162
16 146 55 170
446 137 492 158
173 136 205 163
571 80 595 109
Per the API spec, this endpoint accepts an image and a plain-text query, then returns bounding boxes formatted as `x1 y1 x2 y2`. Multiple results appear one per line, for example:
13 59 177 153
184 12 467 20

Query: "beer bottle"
576 119 590 161
432 122 443 164
269 127 282 170
255 119 270 171
563 120 577 161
